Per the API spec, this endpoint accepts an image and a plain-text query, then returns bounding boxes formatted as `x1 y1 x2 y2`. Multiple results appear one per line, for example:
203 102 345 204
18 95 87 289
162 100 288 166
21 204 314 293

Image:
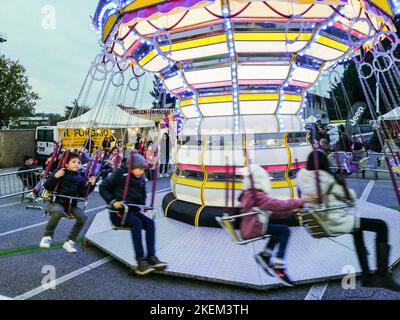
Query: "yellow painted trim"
172 173 296 189
180 99 194 107
138 50 157 67
194 136 208 227
196 93 290 104
367 0 394 17
160 34 227 52
283 132 295 199
102 14 119 43
198 95 233 104
234 33 313 42
316 36 349 52
164 199 178 217
122 0 167 12
194 205 206 227
240 93 279 101
283 94 302 102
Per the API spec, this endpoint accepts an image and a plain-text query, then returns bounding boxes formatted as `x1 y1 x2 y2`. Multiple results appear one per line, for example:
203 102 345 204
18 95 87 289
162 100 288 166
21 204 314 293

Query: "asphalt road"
0 176 400 300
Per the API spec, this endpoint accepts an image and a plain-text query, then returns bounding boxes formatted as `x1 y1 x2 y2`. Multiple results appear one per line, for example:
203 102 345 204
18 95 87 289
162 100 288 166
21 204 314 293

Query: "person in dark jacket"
336 125 352 152
83 137 95 154
17 155 41 188
39 152 95 253
370 129 383 153
99 153 167 276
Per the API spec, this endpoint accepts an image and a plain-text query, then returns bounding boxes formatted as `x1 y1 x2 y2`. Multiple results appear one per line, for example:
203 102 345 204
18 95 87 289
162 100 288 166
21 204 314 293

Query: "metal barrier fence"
0 169 43 200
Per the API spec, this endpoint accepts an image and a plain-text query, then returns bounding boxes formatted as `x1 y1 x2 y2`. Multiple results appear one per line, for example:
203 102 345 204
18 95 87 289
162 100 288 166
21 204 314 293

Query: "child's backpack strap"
323 182 336 209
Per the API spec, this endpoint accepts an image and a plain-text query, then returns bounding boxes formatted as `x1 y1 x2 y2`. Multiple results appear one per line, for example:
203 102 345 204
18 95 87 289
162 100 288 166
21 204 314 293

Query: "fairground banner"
58 128 111 149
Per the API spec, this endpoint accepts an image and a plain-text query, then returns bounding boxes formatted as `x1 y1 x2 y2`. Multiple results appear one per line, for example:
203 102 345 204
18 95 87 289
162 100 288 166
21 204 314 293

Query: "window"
37 130 54 143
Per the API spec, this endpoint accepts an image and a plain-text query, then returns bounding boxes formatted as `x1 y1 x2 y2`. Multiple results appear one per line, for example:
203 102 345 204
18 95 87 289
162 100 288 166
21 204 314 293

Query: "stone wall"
0 130 35 168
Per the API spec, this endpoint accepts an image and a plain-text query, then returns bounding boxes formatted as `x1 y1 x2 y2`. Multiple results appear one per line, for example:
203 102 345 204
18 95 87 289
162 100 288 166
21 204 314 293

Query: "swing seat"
393 166 400 174
216 209 271 245
298 204 354 239
108 203 155 230
46 194 88 220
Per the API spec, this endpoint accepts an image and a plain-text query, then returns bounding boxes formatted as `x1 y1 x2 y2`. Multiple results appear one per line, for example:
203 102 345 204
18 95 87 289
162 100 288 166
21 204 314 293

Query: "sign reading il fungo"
58 128 111 149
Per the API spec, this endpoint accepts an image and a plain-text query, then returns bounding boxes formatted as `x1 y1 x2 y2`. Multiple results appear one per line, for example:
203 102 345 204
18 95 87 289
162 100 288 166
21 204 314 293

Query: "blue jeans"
111 211 155 261
265 224 291 259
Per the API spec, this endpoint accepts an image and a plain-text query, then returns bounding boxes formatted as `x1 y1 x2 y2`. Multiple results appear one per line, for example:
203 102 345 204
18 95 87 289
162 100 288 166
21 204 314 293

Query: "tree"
64 98 90 119
149 75 176 109
0 55 40 127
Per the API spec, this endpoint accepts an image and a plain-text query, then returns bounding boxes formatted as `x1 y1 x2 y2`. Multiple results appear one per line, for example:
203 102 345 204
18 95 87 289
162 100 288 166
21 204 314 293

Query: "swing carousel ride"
91 0 400 227
80 0 400 288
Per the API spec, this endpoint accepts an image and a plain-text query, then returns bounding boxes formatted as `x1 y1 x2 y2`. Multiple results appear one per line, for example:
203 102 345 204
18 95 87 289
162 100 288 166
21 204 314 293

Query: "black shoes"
147 256 168 271
135 258 155 276
270 267 295 287
362 272 400 292
255 252 294 287
255 252 273 276
132 256 167 276
360 243 400 292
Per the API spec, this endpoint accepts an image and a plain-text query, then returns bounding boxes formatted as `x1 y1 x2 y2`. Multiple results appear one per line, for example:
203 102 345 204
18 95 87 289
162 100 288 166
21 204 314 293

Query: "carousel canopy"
57 105 155 129
378 107 400 120
93 0 396 121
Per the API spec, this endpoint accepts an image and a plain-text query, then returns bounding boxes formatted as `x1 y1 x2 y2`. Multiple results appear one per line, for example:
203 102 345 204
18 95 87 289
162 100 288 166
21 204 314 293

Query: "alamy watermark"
341 265 357 290
41 5 56 30
41 265 57 290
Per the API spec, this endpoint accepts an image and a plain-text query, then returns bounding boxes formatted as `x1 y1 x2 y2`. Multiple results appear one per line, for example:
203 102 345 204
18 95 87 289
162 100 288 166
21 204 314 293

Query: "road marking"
0 222 48 237
14 257 112 300
0 201 21 209
360 180 375 202
0 205 107 238
304 282 329 300
0 295 14 300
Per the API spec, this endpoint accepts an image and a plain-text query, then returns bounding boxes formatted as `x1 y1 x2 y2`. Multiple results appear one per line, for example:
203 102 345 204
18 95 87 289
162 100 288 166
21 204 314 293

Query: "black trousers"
352 217 388 273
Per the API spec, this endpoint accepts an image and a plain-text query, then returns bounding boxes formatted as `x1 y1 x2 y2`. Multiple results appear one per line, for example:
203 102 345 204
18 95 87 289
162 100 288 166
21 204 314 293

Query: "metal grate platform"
85 193 400 290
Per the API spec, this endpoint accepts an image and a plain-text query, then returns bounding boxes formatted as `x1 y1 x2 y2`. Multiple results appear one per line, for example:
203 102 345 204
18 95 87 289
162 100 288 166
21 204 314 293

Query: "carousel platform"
85 191 400 290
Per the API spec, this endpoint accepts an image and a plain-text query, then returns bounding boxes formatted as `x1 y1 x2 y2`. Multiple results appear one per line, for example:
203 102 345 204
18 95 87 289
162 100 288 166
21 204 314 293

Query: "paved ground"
0 175 400 300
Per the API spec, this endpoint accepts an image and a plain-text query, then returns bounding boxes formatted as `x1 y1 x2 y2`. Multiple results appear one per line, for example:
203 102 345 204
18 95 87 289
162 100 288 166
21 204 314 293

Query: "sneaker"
147 256 167 271
270 267 295 287
164 174 170 178
135 258 155 276
160 174 164 178
62 240 78 254
254 252 273 276
363 273 400 292
39 236 52 249
26 192 36 200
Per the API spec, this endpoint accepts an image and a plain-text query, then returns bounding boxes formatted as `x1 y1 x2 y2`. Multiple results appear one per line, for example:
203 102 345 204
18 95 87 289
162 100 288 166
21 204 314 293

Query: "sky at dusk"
0 0 154 115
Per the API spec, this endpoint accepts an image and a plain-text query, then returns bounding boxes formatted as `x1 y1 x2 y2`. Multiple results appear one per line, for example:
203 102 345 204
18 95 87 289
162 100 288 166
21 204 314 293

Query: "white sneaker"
26 192 36 200
63 240 78 254
164 173 170 177
39 236 52 249
160 174 164 178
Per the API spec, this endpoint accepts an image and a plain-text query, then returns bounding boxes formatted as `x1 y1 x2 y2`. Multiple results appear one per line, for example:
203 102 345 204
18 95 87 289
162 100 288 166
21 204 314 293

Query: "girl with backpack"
238 165 315 286
296 150 400 291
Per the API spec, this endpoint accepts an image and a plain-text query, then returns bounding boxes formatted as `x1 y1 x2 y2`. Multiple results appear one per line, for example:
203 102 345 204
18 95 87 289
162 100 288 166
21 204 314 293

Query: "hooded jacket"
99 166 146 214
296 168 358 236
239 165 305 218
